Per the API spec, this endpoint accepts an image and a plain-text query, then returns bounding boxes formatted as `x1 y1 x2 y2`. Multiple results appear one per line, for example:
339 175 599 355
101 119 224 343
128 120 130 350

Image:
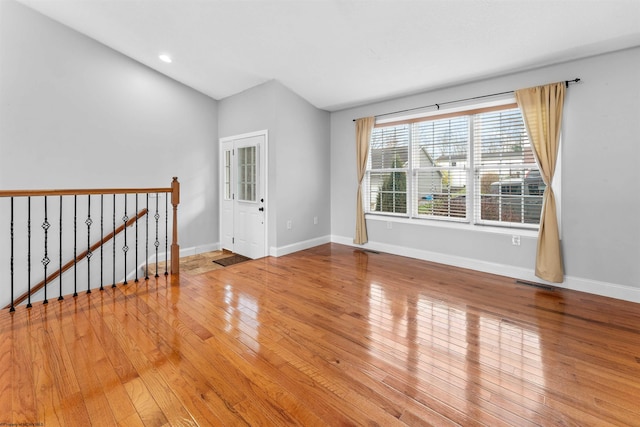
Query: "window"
364 103 544 229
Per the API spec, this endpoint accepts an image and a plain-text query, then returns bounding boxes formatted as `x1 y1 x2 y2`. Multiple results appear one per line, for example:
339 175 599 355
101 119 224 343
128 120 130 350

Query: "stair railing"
0 177 180 311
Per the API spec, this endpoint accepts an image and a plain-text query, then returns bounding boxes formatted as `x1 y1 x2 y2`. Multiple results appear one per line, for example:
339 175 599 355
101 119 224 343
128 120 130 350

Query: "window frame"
364 98 548 232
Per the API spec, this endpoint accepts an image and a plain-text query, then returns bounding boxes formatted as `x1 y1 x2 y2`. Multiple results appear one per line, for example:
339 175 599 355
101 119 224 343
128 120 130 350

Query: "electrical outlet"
387 221 393 230
313 216 318 225
287 220 292 230
512 235 521 246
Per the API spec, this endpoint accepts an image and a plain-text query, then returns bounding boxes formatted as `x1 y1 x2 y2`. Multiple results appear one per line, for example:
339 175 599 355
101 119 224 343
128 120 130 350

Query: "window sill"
365 213 539 238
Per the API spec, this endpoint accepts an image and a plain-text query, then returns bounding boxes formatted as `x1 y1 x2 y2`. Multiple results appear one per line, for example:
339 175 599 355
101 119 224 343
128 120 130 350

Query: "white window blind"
474 108 542 226
366 124 409 214
413 116 469 220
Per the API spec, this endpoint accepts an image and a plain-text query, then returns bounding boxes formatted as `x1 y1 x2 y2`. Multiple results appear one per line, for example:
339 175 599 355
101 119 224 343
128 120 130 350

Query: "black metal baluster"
123 195 129 285
165 192 168 276
111 194 116 288
86 195 92 294
154 194 160 278
135 193 139 282
112 194 116 288
10 197 15 312
42 196 50 304
27 197 32 308
73 195 77 297
100 194 104 291
145 193 149 280
59 196 63 301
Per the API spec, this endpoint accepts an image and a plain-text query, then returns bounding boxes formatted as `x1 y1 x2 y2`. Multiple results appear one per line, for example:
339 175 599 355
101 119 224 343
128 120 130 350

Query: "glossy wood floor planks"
1 243 639 426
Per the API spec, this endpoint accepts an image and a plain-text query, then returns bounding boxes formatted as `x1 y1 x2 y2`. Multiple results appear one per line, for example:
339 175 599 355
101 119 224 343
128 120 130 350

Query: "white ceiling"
16 0 640 111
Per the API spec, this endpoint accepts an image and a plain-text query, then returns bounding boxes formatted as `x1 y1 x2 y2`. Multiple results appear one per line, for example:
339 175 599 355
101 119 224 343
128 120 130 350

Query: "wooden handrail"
6 208 149 309
0 187 172 198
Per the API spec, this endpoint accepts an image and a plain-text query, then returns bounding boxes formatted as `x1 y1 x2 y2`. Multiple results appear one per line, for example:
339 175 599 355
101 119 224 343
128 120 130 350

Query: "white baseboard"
330 235 640 304
270 235 331 257
178 242 221 257
558 276 640 303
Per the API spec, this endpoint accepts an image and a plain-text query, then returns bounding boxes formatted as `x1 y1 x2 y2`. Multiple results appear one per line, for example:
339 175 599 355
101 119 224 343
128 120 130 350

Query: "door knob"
259 207 264 211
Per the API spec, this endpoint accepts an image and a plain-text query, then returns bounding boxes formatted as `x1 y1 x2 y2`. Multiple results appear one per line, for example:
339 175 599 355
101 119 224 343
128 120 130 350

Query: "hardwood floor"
149 250 233 276
1 243 639 426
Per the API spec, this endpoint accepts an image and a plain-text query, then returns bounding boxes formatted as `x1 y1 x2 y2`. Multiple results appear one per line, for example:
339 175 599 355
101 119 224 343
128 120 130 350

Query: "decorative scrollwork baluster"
42 196 50 304
86 195 92 294
123 195 129 285
165 192 168 276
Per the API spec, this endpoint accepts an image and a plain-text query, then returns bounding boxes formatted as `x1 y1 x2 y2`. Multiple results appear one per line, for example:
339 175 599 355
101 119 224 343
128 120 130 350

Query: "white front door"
220 132 267 259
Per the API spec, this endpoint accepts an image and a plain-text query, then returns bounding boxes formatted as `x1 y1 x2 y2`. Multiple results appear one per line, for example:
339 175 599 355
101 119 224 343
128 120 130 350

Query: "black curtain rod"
352 78 581 122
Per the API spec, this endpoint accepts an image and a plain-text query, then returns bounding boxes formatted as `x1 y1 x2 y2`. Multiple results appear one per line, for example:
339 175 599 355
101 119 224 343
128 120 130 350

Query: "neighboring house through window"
364 100 545 229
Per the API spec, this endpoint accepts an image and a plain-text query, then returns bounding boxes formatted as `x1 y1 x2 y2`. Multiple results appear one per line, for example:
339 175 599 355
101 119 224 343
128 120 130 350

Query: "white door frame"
219 130 269 258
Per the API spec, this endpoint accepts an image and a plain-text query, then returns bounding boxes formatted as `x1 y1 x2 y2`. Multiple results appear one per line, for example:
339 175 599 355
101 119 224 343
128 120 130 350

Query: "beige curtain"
354 117 375 244
515 83 565 282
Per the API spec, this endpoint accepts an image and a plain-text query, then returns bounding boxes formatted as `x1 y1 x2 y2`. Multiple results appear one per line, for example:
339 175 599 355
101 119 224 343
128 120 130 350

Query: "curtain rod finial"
566 77 581 87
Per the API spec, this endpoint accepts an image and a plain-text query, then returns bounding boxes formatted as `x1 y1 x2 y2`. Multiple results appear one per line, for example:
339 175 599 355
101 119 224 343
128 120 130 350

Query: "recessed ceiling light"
159 54 172 63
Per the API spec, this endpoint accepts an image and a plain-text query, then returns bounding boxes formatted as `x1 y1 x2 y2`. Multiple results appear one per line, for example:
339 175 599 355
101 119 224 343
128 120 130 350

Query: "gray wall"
331 47 640 302
0 0 219 253
219 80 331 254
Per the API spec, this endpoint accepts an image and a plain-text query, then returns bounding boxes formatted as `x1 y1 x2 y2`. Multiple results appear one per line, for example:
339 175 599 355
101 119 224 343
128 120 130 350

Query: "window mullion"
408 123 414 218
469 114 476 224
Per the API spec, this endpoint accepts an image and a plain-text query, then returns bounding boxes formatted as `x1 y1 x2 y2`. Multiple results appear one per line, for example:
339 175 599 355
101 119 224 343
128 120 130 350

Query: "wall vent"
354 249 380 255
515 279 555 291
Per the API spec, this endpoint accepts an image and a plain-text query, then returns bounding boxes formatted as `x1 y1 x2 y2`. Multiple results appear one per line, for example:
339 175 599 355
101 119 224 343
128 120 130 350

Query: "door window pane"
237 146 256 202
224 150 231 200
